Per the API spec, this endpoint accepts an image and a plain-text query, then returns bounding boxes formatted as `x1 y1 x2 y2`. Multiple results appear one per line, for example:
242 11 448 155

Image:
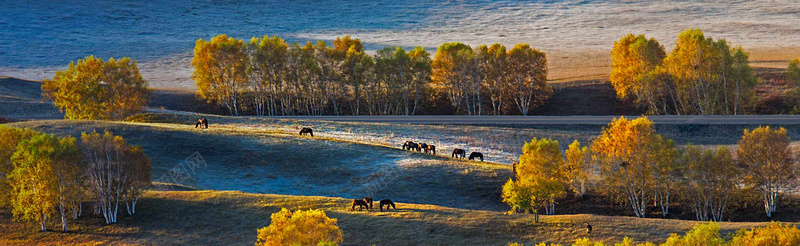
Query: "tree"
333 36 371 115
505 44 550 115
433 42 478 115
502 138 568 221
9 133 82 232
80 131 151 224
246 35 288 116
192 34 248 115
787 57 800 86
564 140 591 198
255 208 343 246
728 222 800 246
0 126 39 207
591 116 675 218
610 34 666 101
408 47 432 115
662 222 725 246
737 126 797 218
42 55 150 120
480 43 508 115
679 145 740 221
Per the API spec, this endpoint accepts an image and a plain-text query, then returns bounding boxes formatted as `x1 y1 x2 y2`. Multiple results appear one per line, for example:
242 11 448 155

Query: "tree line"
191 34 552 116
503 116 798 221
610 28 758 115
0 126 151 232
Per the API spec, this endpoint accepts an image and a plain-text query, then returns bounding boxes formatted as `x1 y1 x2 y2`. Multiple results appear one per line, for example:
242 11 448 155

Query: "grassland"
0 189 780 246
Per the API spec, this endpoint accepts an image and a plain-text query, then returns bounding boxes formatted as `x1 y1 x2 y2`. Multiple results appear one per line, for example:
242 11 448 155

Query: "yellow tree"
505 44 550 115
432 42 477 115
480 43 507 115
255 208 343 246
610 34 666 101
737 126 797 218
564 140 591 198
789 57 800 85
680 145 740 222
0 126 39 207
42 56 149 120
503 138 568 221
192 34 248 115
9 133 83 232
591 116 675 218
246 35 288 116
408 46 432 115
728 222 800 246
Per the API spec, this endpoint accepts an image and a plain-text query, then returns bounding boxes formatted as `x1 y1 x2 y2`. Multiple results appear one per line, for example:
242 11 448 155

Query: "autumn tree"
737 126 797 218
564 140 592 198
610 34 666 101
503 138 569 221
408 47 432 115
246 35 288 116
433 42 480 115
9 133 83 232
80 131 152 224
255 208 343 246
479 43 508 115
42 55 150 120
0 126 39 207
728 222 800 246
789 57 800 86
505 44 550 115
679 145 741 221
591 116 676 218
333 36 371 115
662 222 725 246
192 34 248 115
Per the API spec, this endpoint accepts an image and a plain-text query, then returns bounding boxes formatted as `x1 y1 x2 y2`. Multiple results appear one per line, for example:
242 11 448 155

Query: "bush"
255 208 343 246
727 222 800 246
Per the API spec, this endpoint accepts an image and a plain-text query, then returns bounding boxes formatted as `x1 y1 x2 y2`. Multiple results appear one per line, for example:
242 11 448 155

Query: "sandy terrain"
1 1 799 88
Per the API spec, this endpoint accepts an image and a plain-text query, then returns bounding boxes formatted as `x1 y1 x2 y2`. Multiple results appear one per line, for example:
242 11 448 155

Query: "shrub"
255 208 343 246
727 222 800 246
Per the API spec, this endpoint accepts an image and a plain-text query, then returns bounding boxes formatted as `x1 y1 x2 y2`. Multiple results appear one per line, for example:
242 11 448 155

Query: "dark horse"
425 144 436 155
364 197 374 210
379 199 396 211
195 118 208 129
468 152 484 161
299 127 314 137
419 143 428 152
351 198 370 211
452 148 466 158
402 141 421 151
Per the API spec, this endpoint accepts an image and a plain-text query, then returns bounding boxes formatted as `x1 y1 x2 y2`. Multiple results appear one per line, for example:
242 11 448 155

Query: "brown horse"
452 148 466 158
351 198 370 211
379 199 396 211
402 141 421 151
419 143 428 152
299 127 314 137
195 118 208 129
468 152 484 161
425 145 436 155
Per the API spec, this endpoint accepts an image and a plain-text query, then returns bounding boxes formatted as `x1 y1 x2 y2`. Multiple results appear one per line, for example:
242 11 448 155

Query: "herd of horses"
352 197 396 211
194 121 485 212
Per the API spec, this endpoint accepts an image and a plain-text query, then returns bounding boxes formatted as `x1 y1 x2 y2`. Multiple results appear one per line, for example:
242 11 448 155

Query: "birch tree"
610 34 666 101
564 140 591 198
433 42 477 115
681 145 740 221
502 138 568 219
737 126 797 218
192 34 248 115
80 131 151 224
246 35 288 116
0 126 39 208
408 47 431 115
505 44 550 115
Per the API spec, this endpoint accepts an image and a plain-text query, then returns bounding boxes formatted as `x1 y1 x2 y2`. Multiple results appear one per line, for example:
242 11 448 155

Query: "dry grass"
0 190 780 246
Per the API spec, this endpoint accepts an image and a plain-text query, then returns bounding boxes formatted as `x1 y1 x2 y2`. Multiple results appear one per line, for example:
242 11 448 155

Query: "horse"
364 197 374 210
351 198 370 211
299 127 314 137
402 141 420 151
195 118 208 129
425 144 436 155
379 199 396 211
419 143 428 153
452 148 466 159
468 152 484 161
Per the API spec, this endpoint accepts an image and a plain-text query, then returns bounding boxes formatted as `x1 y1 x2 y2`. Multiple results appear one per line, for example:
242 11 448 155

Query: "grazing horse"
299 127 314 137
452 148 466 159
419 143 428 152
402 141 421 151
351 198 370 211
425 145 436 155
364 197 374 210
379 199 396 211
587 223 592 233
468 152 484 161
195 118 208 129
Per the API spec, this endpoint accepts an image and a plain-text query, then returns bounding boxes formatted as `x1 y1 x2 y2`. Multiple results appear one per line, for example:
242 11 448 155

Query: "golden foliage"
255 208 343 246
736 126 796 217
0 126 39 207
727 222 800 246
610 34 665 100
42 55 150 120
192 34 248 115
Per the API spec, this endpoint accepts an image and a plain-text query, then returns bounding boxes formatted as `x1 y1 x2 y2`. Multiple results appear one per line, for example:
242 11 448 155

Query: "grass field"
0 189 780 246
